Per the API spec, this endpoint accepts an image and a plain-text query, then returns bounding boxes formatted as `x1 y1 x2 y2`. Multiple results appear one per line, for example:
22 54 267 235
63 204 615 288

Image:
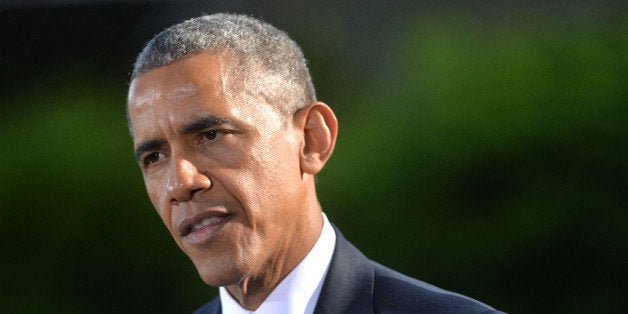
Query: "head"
126 13 338 289
131 13 316 117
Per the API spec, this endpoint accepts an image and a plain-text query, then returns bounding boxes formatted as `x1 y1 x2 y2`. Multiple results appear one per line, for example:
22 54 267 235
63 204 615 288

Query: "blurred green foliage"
320 15 628 313
1 4 626 313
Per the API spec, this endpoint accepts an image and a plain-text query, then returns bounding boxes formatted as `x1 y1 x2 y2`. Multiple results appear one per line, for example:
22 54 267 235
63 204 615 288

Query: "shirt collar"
219 212 336 314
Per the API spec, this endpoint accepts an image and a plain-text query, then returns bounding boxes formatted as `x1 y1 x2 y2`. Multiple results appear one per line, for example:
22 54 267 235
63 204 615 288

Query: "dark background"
1 1 627 313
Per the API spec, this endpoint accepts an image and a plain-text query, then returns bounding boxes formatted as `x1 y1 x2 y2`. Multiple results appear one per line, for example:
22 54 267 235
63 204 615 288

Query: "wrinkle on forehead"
131 84 199 111
130 88 159 111
171 84 199 99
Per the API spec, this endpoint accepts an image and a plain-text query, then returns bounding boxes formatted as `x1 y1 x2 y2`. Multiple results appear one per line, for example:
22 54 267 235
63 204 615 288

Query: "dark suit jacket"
194 226 501 314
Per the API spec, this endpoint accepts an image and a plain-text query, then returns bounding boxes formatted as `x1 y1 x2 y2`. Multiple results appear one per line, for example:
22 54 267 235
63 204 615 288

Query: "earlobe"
299 102 338 175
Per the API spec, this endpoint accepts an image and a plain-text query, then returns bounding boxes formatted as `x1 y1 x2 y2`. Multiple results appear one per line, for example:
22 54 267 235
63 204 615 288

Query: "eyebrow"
179 115 236 134
133 115 237 162
134 139 166 162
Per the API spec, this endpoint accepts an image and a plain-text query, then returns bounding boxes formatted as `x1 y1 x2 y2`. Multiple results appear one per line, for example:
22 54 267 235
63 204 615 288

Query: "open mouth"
180 212 232 237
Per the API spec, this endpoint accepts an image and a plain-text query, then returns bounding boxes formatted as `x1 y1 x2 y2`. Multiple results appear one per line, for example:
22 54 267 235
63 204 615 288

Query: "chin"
194 259 247 287
198 271 246 287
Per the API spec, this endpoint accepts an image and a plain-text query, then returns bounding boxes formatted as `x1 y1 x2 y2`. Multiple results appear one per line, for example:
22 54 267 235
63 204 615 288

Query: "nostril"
190 187 205 197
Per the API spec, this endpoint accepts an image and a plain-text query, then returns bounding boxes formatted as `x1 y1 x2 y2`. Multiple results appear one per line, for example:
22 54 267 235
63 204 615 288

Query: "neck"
225 194 324 310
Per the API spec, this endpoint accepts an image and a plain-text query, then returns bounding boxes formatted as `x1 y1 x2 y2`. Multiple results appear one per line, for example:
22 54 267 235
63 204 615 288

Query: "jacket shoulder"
372 263 501 314
192 296 220 314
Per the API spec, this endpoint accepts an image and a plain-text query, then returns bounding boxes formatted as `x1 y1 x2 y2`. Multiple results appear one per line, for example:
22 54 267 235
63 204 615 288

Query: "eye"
202 130 227 141
203 130 219 141
142 152 166 167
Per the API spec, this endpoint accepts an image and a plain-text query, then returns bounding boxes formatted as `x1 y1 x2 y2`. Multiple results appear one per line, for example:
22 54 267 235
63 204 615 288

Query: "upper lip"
178 209 231 237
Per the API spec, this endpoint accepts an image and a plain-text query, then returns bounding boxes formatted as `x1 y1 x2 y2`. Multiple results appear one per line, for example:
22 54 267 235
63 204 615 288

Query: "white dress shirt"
219 213 336 314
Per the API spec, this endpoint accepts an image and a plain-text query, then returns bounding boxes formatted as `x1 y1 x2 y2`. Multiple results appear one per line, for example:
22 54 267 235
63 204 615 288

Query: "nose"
166 157 211 203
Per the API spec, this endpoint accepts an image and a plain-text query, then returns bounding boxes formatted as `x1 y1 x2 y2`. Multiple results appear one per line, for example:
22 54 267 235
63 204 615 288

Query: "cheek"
202 145 242 169
144 175 172 226
244 141 302 209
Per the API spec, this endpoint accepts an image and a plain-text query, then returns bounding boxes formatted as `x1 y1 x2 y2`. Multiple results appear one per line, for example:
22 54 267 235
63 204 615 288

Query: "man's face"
127 52 309 286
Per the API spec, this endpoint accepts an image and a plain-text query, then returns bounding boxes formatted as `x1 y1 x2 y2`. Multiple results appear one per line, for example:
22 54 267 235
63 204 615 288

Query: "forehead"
127 52 283 140
128 52 226 112
130 83 198 112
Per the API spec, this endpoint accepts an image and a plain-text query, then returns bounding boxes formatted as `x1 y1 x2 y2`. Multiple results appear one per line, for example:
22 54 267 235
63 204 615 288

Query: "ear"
295 101 338 175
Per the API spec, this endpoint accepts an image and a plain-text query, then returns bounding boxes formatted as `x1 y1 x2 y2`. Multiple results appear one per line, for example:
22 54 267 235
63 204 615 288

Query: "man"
127 13 500 313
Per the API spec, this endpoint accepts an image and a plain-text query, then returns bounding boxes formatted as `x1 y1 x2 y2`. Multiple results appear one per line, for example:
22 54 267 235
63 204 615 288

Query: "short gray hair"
131 13 316 115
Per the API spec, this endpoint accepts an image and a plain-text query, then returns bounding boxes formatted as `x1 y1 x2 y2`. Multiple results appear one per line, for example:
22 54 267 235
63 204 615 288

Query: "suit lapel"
314 225 375 314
